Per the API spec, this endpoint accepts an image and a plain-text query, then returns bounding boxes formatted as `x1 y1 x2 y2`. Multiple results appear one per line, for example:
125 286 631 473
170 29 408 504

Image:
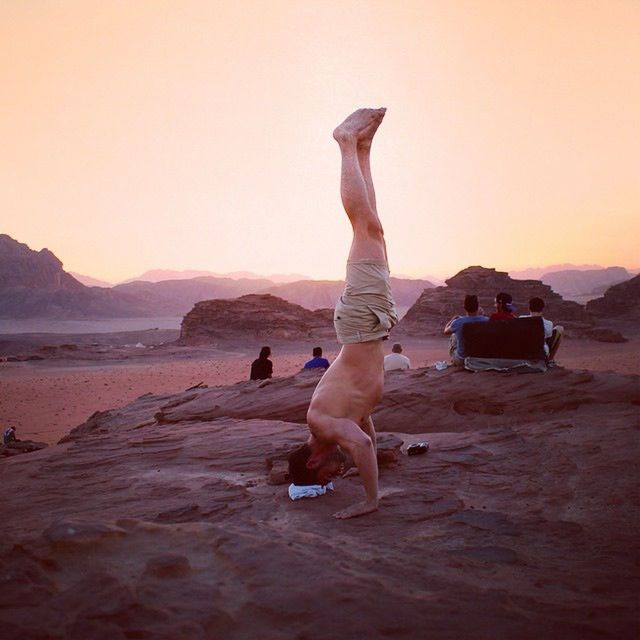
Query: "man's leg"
333 108 388 263
548 325 564 361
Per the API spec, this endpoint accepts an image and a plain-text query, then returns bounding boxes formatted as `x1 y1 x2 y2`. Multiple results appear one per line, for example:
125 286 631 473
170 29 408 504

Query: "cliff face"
180 294 335 344
397 266 588 336
0 234 83 292
0 234 153 319
586 274 640 319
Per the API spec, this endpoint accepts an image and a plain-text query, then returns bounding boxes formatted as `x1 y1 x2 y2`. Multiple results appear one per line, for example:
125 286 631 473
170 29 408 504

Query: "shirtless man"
290 107 398 519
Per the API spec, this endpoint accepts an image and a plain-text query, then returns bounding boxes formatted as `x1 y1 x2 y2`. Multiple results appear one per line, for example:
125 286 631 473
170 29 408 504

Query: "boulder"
180 294 335 344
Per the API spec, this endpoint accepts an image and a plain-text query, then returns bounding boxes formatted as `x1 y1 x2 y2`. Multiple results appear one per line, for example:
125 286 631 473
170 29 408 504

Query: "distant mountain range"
0 235 432 319
509 263 610 280
2 234 636 320
118 269 309 285
69 272 113 288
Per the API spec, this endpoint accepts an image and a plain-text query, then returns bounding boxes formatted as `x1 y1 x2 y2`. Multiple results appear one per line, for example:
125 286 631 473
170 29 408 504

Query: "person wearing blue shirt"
443 295 489 365
303 346 330 370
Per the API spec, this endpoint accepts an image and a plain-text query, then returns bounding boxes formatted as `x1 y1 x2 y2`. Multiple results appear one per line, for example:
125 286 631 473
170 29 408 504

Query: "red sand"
1 337 638 445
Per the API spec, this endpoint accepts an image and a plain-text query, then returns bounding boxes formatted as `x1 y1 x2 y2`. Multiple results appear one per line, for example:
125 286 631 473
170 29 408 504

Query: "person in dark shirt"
250 346 273 380
490 292 516 321
303 346 331 370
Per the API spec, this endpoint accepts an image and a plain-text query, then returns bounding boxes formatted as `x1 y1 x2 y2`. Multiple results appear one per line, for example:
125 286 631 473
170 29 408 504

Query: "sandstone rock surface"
1 365 638 639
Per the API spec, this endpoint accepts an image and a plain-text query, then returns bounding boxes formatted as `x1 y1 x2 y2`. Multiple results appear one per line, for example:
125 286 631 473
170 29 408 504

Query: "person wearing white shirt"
384 343 411 371
520 297 563 359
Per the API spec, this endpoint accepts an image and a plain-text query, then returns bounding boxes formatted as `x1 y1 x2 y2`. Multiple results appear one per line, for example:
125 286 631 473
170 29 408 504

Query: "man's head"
312 346 322 357
259 346 271 359
288 443 346 486
495 292 513 312
464 294 479 314
391 343 403 353
529 297 545 314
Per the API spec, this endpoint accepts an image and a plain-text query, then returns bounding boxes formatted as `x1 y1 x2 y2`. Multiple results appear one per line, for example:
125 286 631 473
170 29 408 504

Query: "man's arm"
443 316 460 335
307 411 378 519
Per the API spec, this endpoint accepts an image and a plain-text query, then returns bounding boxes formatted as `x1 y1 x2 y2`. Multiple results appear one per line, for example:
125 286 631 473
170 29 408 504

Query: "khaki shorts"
334 260 398 344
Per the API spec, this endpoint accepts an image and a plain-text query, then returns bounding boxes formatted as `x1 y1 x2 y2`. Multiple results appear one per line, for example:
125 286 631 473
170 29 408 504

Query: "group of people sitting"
444 292 563 366
249 345 331 381
248 294 561 381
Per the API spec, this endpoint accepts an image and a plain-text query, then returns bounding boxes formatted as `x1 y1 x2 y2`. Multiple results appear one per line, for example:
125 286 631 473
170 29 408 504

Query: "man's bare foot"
333 500 378 519
333 108 386 146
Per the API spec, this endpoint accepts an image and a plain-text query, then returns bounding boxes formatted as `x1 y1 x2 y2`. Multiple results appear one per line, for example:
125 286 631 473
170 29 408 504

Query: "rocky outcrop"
0 234 83 292
0 234 156 319
586 274 640 319
180 294 334 344
0 439 48 457
1 366 638 638
397 266 588 336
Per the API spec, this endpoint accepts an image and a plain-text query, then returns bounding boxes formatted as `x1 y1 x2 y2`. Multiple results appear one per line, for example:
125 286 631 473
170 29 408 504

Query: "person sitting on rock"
444 294 489 366
490 292 516 321
3 426 16 445
383 343 410 371
303 347 331 370
520 296 564 361
250 346 273 381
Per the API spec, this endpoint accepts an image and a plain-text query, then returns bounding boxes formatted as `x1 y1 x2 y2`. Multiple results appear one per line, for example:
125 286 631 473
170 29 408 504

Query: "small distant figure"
3 426 16 445
383 343 410 371
304 347 331 370
444 294 489 365
521 297 564 361
490 292 516 321
250 346 273 381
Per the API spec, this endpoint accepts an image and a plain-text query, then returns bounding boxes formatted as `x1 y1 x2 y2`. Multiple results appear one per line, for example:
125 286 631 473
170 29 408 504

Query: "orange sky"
1 0 638 282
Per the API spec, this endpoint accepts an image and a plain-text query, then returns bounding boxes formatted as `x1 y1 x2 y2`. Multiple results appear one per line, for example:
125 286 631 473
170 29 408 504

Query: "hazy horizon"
2 1 638 282
70 260 636 287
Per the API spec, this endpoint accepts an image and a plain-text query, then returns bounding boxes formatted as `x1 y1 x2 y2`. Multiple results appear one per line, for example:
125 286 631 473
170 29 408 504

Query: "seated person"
520 296 564 360
303 347 331 370
490 292 517 321
384 343 411 371
250 346 273 380
3 426 16 445
444 294 489 365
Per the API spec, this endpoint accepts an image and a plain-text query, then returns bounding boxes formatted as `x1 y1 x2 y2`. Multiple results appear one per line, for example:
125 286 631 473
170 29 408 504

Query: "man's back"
304 356 330 370
250 358 272 380
383 352 410 371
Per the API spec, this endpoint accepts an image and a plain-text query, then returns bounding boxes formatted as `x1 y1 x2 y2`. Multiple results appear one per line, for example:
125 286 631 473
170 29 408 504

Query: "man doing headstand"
289 107 398 519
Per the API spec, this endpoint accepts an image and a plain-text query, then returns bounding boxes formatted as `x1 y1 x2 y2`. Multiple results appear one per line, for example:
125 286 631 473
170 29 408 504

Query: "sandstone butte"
179 267 629 344
180 293 335 344
397 266 588 336
1 364 639 639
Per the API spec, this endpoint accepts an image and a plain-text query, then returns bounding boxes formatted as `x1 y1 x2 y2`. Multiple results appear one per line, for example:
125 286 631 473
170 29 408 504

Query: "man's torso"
308 341 384 426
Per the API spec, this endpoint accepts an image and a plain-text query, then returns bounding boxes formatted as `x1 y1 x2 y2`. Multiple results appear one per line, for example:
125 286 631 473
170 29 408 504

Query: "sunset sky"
2 0 638 283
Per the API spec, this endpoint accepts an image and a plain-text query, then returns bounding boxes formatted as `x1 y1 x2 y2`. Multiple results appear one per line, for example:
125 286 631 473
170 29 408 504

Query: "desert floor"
1 333 638 444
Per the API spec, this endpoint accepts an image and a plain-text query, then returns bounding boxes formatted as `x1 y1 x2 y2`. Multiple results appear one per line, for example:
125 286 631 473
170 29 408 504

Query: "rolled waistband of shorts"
347 259 390 267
